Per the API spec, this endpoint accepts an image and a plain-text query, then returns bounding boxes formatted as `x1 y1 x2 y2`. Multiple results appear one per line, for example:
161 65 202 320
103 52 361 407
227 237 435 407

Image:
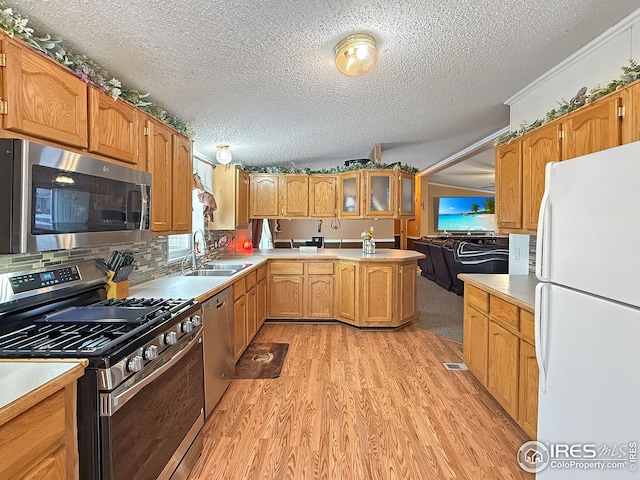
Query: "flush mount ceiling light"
335 33 378 77
215 144 232 165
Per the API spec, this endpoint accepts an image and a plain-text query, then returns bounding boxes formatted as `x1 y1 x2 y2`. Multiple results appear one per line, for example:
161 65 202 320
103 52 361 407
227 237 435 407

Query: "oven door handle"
100 332 202 417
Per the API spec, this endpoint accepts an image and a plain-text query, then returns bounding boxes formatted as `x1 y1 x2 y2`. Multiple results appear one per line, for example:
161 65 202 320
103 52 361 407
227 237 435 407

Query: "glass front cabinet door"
364 170 395 218
397 171 415 218
338 172 362 217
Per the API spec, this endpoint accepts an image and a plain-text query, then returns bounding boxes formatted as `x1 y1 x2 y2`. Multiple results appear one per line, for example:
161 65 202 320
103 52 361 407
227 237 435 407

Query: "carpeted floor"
415 271 464 343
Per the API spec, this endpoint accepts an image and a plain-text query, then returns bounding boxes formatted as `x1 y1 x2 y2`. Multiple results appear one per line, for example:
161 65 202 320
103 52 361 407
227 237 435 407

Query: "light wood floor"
188 322 534 479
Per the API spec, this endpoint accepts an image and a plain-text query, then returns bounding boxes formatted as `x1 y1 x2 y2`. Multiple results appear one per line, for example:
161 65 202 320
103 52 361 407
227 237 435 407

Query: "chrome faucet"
192 228 207 268
181 229 207 274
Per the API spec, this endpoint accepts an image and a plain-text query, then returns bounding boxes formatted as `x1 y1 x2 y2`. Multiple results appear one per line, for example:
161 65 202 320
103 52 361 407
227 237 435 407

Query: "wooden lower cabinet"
307 276 334 318
361 264 396 326
233 269 265 360
519 340 539 439
487 321 520 419
265 259 418 327
464 305 488 384
233 293 247 361
257 268 267 328
0 368 83 480
246 286 257 342
462 279 538 439
268 275 304 317
400 262 417 322
336 261 357 322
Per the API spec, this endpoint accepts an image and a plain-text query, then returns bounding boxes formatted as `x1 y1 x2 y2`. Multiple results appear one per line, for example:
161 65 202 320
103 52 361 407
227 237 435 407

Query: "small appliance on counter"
305 236 324 247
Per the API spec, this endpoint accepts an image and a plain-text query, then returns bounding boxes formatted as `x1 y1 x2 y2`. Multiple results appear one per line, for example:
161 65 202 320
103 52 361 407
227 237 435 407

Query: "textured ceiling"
6 0 640 187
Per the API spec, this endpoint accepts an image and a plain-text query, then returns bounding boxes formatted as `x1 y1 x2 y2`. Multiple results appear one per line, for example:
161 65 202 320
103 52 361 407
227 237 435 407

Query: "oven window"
103 340 204 480
31 165 147 234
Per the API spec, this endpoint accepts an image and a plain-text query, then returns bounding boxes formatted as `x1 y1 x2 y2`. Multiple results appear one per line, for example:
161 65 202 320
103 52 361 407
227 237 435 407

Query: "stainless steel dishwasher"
202 286 235 417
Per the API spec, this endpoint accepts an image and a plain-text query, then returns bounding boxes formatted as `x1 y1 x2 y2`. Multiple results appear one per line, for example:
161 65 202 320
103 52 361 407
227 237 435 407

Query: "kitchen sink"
184 269 238 277
203 263 252 271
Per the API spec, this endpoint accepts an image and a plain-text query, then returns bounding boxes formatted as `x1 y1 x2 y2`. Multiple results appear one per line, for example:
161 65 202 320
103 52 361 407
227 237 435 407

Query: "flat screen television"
435 196 495 232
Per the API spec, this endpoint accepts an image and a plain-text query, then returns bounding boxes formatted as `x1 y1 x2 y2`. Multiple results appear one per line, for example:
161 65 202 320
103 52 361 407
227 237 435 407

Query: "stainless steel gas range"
0 260 205 480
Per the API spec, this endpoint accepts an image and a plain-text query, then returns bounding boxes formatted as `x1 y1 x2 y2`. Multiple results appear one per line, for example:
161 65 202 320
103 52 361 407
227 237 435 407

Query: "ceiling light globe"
335 34 378 77
216 145 232 165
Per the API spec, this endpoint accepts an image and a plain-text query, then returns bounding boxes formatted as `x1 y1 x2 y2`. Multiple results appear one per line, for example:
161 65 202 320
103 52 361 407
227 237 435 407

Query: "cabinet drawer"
245 270 257 290
307 262 334 275
490 295 519 329
269 261 304 275
467 285 489 313
520 310 535 344
257 264 267 282
233 277 246 300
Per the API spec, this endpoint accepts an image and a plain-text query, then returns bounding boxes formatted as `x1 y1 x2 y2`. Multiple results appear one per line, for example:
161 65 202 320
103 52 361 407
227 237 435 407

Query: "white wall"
275 219 395 242
506 9 640 129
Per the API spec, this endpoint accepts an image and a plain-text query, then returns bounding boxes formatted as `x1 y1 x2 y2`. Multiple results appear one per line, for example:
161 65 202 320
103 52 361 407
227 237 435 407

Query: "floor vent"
443 362 468 371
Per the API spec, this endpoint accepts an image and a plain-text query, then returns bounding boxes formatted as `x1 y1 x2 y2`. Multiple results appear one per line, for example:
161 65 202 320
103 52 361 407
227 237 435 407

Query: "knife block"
106 270 129 299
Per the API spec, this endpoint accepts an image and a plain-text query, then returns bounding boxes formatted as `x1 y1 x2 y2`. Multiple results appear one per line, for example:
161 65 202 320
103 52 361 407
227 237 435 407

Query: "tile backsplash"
529 236 536 275
0 229 237 287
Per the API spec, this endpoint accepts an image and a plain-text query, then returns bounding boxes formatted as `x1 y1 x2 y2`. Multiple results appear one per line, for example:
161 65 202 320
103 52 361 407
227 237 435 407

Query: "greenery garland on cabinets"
241 161 419 175
0 3 193 137
496 60 640 146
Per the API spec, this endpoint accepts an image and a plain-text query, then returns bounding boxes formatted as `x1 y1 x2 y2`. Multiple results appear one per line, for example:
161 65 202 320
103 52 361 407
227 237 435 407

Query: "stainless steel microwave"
0 139 151 253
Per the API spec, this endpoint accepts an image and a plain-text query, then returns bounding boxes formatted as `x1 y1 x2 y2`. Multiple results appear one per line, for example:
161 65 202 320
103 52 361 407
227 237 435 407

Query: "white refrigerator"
535 141 640 478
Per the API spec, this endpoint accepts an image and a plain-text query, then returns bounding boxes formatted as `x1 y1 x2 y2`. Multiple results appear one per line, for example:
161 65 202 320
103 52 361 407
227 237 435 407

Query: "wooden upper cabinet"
338 171 362 218
171 134 192 233
1 37 87 148
622 81 640 144
364 170 396 218
279 175 308 217
88 86 138 165
397 171 415 218
250 174 279 218
210 166 250 230
145 117 173 233
522 122 563 231
495 140 523 231
236 168 250 228
309 175 337 217
563 93 623 159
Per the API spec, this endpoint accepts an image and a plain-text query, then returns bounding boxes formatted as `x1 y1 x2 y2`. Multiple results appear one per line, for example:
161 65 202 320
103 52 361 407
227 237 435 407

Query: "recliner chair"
443 240 509 295
426 239 452 291
413 240 436 281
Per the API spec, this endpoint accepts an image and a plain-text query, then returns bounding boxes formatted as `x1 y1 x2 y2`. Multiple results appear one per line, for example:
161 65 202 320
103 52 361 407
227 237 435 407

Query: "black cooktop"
0 297 195 359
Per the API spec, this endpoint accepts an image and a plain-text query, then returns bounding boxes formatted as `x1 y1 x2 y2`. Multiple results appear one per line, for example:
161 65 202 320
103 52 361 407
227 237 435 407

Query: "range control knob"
182 320 194 333
164 331 178 345
144 345 158 360
192 315 202 327
127 355 143 372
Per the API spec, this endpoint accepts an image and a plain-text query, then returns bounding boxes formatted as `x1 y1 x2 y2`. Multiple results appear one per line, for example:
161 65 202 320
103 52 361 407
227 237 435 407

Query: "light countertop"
131 248 425 303
457 273 538 311
0 359 87 425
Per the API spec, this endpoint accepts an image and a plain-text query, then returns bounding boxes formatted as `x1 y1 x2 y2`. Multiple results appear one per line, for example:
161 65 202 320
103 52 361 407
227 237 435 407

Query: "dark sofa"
413 238 509 295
